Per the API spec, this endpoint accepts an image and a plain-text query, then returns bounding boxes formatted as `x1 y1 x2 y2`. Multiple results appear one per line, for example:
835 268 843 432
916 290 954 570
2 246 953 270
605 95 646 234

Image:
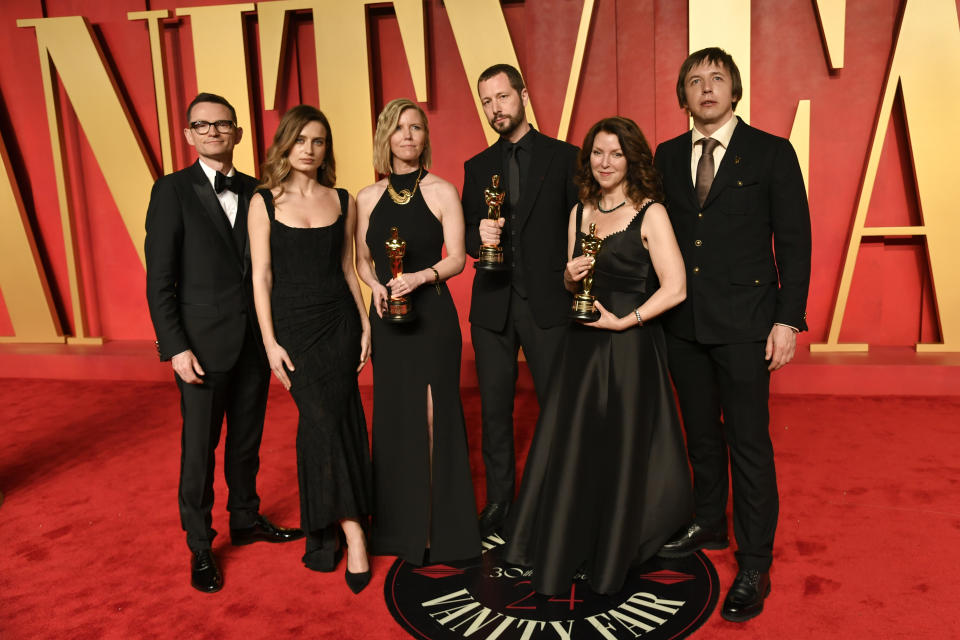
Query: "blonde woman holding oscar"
248 105 372 593
355 98 480 566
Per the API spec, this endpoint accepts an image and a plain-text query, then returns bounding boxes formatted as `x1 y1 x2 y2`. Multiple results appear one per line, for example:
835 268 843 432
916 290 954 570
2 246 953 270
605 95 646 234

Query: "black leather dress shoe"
230 514 305 546
721 569 771 622
191 549 222 593
478 502 510 537
657 521 729 558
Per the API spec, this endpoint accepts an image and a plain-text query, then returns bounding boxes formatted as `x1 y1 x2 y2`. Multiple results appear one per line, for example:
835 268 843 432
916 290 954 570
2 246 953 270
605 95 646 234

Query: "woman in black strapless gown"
248 106 373 593
503 117 693 595
356 99 480 565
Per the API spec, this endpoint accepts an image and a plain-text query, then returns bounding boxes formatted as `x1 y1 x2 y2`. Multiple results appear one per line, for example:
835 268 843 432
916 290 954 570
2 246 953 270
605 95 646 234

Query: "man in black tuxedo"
462 65 579 536
654 49 811 622
145 93 302 593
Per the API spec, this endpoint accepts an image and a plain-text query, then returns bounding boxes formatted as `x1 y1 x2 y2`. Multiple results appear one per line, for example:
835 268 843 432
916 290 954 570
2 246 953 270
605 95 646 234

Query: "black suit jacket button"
736 179 743 186
695 239 702 247
693 266 700 273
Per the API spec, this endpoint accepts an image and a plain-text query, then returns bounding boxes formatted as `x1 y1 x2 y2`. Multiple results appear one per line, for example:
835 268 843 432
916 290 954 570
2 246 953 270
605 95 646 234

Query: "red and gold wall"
1 0 958 366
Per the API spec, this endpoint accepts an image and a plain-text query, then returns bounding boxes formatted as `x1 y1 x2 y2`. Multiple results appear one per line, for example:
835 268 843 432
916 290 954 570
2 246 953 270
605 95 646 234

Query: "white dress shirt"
198 158 239 228
689 114 738 184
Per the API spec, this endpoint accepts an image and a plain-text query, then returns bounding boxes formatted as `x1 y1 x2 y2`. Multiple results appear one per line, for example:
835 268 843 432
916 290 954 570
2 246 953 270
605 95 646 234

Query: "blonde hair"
259 105 335 199
372 98 432 175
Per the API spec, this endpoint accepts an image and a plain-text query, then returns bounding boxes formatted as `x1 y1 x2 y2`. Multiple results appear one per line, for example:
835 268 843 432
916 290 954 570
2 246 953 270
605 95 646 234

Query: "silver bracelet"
634 308 644 326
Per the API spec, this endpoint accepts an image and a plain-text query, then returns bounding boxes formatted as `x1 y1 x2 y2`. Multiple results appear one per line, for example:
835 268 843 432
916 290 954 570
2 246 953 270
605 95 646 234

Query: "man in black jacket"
145 93 301 593
462 65 579 536
654 49 811 621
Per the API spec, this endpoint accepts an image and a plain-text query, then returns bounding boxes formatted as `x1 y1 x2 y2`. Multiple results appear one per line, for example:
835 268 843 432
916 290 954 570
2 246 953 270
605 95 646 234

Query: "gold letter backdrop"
0 0 956 352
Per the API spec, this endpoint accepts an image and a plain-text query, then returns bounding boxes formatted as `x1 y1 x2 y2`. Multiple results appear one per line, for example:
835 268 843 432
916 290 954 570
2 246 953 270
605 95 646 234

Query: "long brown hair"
574 116 663 206
260 105 336 199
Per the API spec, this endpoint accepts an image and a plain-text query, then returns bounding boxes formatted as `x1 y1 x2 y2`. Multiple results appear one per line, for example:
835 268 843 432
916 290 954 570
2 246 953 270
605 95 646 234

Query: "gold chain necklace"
386 167 424 205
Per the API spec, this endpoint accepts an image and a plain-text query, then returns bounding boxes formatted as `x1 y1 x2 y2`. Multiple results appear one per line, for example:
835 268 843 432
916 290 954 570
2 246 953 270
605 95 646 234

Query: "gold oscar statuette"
570 222 603 322
384 226 416 323
475 174 510 272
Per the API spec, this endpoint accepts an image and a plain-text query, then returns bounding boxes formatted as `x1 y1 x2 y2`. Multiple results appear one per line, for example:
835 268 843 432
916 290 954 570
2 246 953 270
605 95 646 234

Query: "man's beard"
489 110 523 137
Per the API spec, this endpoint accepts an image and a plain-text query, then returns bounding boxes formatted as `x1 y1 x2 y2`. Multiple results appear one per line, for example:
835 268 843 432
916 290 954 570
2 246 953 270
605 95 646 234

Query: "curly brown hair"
575 117 663 206
259 105 335 199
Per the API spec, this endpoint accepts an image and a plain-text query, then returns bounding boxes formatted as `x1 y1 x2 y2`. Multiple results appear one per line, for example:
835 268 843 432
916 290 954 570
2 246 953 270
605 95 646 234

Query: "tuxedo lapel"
515 132 550 230
188 161 241 263
234 182 251 264
671 131 699 210
702 118 746 209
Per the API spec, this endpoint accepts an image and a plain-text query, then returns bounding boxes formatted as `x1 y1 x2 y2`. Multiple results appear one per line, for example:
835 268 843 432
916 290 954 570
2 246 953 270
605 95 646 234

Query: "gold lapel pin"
734 156 741 164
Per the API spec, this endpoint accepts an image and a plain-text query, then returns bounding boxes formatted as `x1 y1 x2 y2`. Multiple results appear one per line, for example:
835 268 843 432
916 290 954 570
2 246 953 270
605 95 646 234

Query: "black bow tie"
214 172 239 194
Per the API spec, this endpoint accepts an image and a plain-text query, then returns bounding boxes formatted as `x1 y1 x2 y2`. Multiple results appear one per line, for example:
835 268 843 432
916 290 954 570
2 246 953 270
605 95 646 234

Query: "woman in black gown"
355 98 480 565
249 105 373 593
503 116 693 595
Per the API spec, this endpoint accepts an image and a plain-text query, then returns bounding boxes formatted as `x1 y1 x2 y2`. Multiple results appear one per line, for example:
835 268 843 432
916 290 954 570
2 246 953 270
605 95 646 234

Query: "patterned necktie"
695 138 720 206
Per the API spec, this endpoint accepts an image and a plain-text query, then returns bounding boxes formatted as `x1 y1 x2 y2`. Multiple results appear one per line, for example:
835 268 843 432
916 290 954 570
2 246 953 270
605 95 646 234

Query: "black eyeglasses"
189 120 235 134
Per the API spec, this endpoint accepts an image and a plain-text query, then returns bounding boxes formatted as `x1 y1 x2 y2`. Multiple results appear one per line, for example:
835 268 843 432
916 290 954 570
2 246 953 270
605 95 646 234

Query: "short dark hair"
477 64 525 94
575 117 663 206
186 93 238 124
675 47 742 110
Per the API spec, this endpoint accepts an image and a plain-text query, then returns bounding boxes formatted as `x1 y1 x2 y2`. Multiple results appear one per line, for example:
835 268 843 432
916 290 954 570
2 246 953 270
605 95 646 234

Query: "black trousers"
176 329 270 551
471 291 566 504
665 332 778 571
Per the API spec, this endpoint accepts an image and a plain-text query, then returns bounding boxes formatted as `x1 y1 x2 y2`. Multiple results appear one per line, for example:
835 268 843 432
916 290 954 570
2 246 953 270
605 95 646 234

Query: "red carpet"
1 379 958 638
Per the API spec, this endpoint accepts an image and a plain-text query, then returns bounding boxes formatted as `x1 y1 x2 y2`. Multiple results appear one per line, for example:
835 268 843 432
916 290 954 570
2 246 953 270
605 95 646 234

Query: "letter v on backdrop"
2 0 957 351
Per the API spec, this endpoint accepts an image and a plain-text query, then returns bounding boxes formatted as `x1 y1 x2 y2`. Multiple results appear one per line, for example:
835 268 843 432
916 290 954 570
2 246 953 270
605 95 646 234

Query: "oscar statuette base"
384 296 417 324
474 244 510 272
569 293 600 322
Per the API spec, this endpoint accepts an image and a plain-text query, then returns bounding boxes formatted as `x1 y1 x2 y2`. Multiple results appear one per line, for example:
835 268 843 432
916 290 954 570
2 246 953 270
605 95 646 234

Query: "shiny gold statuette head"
384 226 416 323
385 226 406 278
475 174 510 272
485 174 506 219
570 222 603 322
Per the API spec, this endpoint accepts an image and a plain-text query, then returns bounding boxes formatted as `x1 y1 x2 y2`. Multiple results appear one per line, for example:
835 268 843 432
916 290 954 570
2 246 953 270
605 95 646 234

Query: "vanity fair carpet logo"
384 535 719 639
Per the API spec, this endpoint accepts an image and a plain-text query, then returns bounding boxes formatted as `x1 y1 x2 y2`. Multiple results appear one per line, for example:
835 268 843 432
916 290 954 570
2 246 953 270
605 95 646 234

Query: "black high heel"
345 566 372 594
344 528 371 593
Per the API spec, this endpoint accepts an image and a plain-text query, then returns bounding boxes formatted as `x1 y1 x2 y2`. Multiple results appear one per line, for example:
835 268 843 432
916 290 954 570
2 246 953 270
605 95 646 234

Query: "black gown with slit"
503 201 693 595
364 170 480 565
260 187 372 570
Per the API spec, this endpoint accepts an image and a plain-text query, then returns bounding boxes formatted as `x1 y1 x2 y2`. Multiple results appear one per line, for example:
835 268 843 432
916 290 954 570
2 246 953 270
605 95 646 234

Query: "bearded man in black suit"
654 49 811 622
462 65 579 536
145 93 302 593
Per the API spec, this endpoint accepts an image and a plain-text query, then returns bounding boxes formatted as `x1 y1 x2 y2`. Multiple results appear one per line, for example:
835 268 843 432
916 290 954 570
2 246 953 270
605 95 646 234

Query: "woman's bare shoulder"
356 179 388 206
420 172 459 200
